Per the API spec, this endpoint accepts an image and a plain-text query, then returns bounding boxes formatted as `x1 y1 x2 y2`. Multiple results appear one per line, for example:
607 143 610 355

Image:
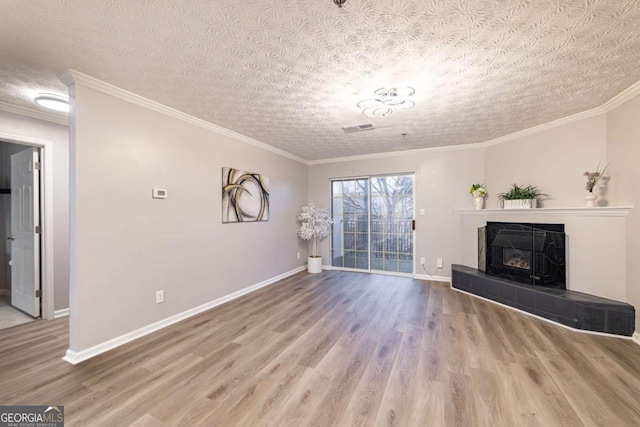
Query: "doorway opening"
330 174 415 275
0 140 43 330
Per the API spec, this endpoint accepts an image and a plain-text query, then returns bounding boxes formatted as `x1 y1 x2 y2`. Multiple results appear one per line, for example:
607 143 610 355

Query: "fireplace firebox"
479 222 566 288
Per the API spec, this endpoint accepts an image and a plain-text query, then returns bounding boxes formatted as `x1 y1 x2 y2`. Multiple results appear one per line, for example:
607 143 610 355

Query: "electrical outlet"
297 252 301 259
437 258 443 268
420 257 426 266
420 209 425 216
156 290 164 304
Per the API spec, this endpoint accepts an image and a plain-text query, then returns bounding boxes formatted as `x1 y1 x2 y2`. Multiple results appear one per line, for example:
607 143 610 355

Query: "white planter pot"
503 199 537 209
307 256 323 274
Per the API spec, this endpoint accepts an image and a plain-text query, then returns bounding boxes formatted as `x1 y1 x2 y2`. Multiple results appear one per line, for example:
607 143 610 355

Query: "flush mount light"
357 86 415 117
334 0 346 7
34 94 70 113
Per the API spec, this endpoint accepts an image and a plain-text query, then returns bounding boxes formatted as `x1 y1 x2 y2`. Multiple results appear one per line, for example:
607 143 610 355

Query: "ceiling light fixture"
34 94 70 113
333 0 346 7
357 87 415 117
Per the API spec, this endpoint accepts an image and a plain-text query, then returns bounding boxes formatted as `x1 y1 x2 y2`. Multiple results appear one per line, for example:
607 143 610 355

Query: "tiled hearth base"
452 264 635 337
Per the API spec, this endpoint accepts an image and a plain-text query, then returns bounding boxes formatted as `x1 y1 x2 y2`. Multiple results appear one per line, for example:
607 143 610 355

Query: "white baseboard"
633 332 640 346
322 264 332 270
54 308 69 318
452 286 635 340
414 274 451 283
63 266 306 365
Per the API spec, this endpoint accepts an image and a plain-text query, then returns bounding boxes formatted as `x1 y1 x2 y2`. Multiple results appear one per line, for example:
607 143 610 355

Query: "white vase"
307 256 323 273
473 197 484 210
585 193 598 208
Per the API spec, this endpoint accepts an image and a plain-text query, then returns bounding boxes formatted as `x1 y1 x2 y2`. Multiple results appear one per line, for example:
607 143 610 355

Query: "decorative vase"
473 197 484 210
307 256 323 274
585 192 598 208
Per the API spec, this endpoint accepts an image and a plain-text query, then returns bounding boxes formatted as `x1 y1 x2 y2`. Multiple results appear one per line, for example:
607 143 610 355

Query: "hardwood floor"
1 271 640 426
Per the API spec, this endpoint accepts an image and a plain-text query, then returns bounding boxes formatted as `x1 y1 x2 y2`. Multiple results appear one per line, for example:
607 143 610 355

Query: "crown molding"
601 79 640 112
0 101 68 126
308 107 605 165
59 69 309 165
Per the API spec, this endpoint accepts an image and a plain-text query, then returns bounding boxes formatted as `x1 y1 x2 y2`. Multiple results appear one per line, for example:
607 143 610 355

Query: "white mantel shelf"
456 206 633 217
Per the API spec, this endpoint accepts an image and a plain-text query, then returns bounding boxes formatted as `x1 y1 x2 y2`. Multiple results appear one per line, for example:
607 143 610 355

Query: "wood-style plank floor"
1 271 640 426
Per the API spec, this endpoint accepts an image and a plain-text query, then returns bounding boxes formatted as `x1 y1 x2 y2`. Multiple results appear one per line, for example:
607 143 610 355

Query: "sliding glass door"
331 174 414 274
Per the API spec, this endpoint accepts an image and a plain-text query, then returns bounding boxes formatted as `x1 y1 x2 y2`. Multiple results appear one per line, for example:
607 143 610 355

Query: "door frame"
329 172 416 277
0 130 54 320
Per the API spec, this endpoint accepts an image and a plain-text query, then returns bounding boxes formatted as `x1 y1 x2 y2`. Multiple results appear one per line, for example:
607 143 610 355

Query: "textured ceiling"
1 0 639 161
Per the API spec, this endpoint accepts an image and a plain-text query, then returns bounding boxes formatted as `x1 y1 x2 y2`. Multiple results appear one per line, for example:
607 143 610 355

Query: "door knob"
7 235 15 241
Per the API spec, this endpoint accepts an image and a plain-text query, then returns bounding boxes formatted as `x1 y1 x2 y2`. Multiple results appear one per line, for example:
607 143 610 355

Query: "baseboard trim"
62 266 306 365
633 332 640 346
54 308 69 318
414 274 451 283
452 285 635 340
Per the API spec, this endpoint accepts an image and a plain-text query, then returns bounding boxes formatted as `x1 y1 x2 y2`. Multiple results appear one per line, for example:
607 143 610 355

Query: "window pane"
332 250 344 267
356 233 368 251
332 181 343 198
331 216 343 234
384 253 398 271
332 197 343 215
343 181 355 198
344 233 355 250
356 252 369 269
344 251 356 268
332 232 342 250
371 252 383 270
398 253 413 273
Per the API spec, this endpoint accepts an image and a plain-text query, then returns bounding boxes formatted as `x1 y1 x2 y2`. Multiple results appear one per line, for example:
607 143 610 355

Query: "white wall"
67 80 308 351
0 111 70 311
606 94 640 332
308 148 485 277
484 114 607 208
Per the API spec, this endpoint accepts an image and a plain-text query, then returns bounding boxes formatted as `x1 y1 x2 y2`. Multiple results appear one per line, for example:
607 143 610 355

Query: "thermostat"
152 189 168 199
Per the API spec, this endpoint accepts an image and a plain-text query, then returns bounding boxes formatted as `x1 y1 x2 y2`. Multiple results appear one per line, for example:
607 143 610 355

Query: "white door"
10 147 40 317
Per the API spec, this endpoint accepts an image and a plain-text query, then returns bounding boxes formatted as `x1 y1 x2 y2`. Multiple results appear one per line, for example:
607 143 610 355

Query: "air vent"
342 123 375 133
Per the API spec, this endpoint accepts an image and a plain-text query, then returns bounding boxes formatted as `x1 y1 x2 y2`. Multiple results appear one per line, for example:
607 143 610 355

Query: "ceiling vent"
342 123 375 133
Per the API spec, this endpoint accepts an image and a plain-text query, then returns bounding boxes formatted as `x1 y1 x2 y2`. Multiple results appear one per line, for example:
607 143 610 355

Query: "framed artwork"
222 167 270 223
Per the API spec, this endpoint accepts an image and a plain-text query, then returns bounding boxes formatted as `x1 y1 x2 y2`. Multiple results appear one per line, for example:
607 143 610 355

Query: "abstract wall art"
222 167 270 223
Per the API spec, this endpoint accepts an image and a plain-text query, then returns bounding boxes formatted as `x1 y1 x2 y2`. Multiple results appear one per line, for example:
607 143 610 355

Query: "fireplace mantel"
456 206 633 217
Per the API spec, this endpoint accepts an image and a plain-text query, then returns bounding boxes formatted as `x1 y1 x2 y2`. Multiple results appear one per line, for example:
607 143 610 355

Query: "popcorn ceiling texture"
0 0 639 160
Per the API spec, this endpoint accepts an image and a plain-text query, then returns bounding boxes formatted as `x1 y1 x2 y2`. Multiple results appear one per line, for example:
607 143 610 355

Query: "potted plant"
469 183 487 210
297 202 332 273
497 184 549 209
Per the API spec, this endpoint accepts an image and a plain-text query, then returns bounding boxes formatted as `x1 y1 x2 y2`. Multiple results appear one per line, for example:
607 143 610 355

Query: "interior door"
10 147 40 317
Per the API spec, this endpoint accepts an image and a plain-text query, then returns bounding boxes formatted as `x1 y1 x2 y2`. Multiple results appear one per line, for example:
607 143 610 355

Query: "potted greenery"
297 202 332 273
497 184 549 209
